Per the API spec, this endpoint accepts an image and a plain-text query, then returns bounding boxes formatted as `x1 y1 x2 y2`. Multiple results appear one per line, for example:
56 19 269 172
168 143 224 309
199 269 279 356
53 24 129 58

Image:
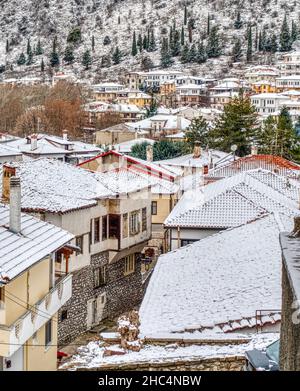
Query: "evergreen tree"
132 31 138 56
184 4 187 26
280 14 291 52
148 29 156 51
206 26 221 58
35 39 43 55
171 30 181 56
234 11 243 29
50 37 59 67
137 33 143 52
207 13 210 35
6 39 9 53
141 55 154 71
246 25 252 62
27 38 32 55
82 49 92 69
26 51 33 66
261 26 268 52
17 52 26 66
181 26 185 46
92 35 95 52
180 44 190 63
143 34 149 51
196 41 207 63
112 46 122 65
291 20 298 42
258 30 263 51
270 34 278 53
185 116 211 149
232 38 242 62
210 93 259 156
64 45 75 64
160 37 173 68
41 58 45 72
188 43 197 62
254 26 258 51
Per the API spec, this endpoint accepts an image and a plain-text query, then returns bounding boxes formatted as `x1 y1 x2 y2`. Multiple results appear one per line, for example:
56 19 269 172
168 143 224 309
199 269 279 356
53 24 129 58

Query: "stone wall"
58 251 143 346
280 262 300 371
75 356 246 371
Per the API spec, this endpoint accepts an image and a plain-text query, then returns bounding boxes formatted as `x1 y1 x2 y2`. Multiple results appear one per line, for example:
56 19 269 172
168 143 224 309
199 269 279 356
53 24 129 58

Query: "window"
61 310 68 322
129 210 140 236
123 213 128 238
93 266 107 288
142 208 147 232
151 201 158 215
102 216 107 240
94 218 100 243
181 239 198 247
124 254 136 275
45 320 52 346
76 236 84 254
0 287 4 307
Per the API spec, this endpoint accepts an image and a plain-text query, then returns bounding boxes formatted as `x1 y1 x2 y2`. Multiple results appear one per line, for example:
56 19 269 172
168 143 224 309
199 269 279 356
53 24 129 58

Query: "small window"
124 254 136 275
94 218 100 243
61 310 68 322
102 216 108 240
94 266 107 288
45 320 52 347
142 208 147 231
129 211 140 236
0 287 4 306
151 201 157 215
123 213 128 238
76 236 84 255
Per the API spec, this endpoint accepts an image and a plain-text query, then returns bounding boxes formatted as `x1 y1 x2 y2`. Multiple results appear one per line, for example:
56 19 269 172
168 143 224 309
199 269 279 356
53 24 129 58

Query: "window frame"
151 201 158 215
93 266 107 288
45 320 52 347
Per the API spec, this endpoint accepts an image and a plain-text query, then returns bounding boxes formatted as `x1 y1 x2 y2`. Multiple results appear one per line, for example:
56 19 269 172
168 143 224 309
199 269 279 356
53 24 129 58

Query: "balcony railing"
0 274 72 357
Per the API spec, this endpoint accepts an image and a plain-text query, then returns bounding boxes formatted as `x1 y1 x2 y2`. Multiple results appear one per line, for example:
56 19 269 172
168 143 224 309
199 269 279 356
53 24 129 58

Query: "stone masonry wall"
75 356 246 371
280 262 300 370
58 251 143 346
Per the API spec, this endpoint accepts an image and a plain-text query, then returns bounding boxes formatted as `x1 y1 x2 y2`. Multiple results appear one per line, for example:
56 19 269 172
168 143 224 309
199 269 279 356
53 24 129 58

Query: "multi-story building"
0 159 152 345
176 84 208 106
278 51 300 76
276 75 300 92
0 176 74 371
250 93 290 116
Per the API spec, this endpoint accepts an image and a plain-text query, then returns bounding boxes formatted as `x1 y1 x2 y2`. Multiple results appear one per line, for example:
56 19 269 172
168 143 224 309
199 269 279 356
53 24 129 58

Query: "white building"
278 52 300 76
276 75 300 91
250 93 290 116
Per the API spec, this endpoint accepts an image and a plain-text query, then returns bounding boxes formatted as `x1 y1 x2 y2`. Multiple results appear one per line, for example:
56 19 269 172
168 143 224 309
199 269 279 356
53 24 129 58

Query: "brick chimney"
2 164 16 202
193 141 201 159
146 145 153 162
9 176 21 234
31 134 38 151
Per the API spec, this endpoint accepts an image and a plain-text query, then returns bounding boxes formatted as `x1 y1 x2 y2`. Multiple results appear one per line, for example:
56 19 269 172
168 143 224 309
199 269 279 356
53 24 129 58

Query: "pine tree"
143 34 149 51
181 26 185 46
64 45 75 64
6 39 9 53
188 43 197 62
132 31 138 56
254 26 258 51
234 11 243 29
50 37 59 67
206 26 221 58
17 52 26 66
196 41 207 64
246 25 252 62
210 93 259 156
112 46 122 65
261 26 268 52
184 4 187 26
185 116 211 149
35 39 43 55
280 14 291 52
258 30 263 51
160 37 173 68
291 20 298 42
41 58 45 72
232 38 242 62
171 30 181 56
148 30 156 52
82 49 92 69
92 35 95 52
180 44 190 63
26 51 33 66
207 13 210 36
27 38 32 55
137 33 143 52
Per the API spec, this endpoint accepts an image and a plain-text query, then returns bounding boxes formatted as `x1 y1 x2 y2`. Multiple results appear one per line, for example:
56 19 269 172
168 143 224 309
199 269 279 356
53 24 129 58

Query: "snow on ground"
60 333 279 370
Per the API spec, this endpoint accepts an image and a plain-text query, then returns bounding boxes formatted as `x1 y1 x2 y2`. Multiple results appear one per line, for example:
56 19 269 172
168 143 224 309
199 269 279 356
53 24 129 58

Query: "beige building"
0 177 73 371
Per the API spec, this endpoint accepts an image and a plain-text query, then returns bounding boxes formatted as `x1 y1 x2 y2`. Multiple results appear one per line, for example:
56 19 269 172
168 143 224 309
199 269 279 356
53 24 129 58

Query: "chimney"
146 144 153 162
62 129 68 141
251 145 258 156
9 176 21 234
193 141 201 159
177 114 182 130
31 134 38 151
2 164 16 202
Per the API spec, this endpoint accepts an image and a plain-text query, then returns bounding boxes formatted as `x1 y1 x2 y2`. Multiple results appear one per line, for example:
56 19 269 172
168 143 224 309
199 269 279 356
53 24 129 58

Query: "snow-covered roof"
0 143 22 158
0 159 115 214
164 169 300 228
156 150 230 169
114 138 155 153
0 204 74 282
250 93 287 99
140 213 292 337
126 115 191 131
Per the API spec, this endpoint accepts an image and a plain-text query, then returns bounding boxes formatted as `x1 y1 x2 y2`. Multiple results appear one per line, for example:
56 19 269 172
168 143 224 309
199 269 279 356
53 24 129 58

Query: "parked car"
245 339 280 371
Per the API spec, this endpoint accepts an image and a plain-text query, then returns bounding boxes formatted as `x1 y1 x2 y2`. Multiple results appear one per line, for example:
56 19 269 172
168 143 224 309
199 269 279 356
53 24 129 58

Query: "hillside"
0 0 299 80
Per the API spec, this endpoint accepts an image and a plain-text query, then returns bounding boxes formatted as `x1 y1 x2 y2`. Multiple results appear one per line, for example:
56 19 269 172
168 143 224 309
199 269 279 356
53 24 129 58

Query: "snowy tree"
181 26 185 46
206 26 221 58
112 47 122 65
189 44 197 62
64 46 75 64
92 35 95 52
196 41 207 64
232 38 242 62
246 25 252 62
148 30 156 52
234 11 243 29
82 50 92 69
160 37 173 68
132 31 138 56
17 52 26 66
41 58 45 72
50 37 59 67
280 14 291 52
180 44 190 63
35 39 43 55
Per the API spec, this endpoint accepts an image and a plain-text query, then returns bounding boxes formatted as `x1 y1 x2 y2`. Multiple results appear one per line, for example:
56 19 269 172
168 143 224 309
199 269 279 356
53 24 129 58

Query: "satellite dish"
231 144 238 152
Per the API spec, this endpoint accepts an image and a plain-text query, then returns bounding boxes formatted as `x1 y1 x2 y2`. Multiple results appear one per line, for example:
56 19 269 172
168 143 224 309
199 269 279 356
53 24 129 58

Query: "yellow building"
0 176 73 371
251 80 277 94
